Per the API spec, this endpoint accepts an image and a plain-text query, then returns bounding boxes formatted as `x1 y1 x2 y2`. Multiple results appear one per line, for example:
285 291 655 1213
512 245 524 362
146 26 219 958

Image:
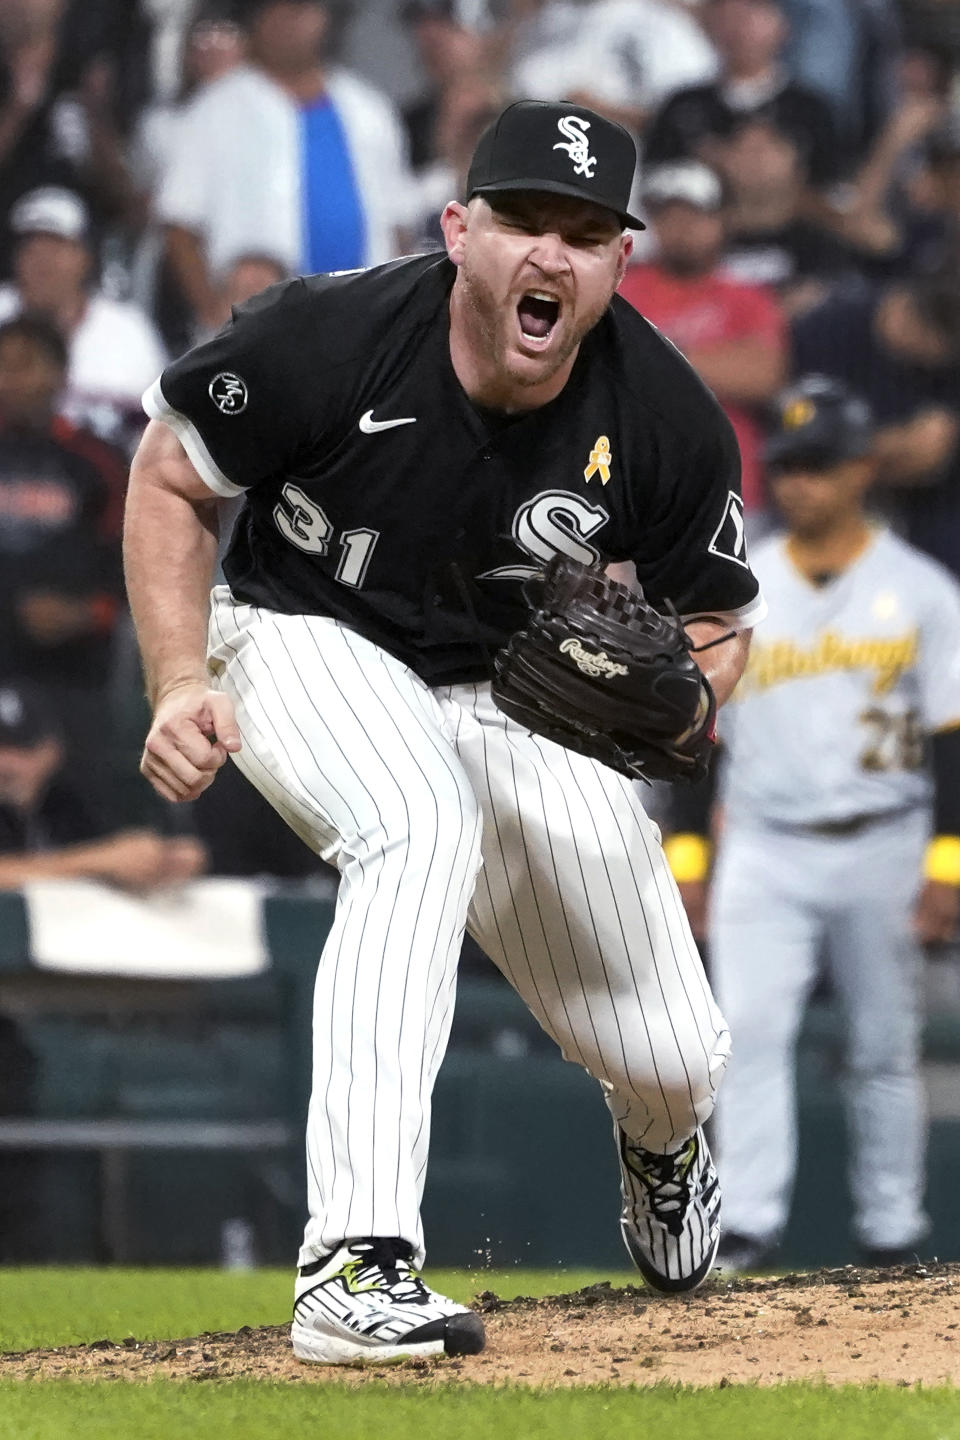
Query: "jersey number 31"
273 484 379 588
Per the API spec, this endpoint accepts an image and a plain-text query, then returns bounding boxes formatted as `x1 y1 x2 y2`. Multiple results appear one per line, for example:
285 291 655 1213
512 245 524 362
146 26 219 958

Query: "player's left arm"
627 395 765 710
685 619 751 709
604 561 752 706
912 574 960 944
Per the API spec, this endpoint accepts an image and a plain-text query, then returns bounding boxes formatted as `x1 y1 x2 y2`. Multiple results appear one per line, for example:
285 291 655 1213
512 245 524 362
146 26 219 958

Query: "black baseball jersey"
144 253 763 685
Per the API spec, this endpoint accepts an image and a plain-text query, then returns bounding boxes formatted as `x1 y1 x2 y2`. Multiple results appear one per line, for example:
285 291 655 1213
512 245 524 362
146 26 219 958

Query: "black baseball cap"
466 100 645 230
764 375 875 470
0 681 60 748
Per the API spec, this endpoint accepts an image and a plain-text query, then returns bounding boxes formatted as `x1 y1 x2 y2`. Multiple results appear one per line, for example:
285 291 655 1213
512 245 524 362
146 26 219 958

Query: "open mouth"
517 291 560 343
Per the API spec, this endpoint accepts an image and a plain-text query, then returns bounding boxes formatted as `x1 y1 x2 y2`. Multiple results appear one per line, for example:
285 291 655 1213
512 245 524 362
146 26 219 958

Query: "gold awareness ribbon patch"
584 435 612 484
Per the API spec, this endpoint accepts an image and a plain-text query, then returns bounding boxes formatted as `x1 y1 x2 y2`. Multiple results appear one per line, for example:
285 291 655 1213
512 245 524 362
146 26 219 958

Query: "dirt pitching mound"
3 1263 959 1388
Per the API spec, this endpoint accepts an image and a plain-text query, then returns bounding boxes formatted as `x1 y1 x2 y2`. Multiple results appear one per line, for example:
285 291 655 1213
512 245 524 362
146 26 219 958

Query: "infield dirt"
3 1263 958 1388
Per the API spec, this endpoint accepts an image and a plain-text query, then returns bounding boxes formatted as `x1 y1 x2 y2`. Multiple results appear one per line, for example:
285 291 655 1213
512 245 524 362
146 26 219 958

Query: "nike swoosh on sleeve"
359 410 418 433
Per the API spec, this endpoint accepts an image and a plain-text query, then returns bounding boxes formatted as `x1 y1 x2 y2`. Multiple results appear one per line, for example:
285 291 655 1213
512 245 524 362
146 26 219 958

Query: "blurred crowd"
1 0 960 889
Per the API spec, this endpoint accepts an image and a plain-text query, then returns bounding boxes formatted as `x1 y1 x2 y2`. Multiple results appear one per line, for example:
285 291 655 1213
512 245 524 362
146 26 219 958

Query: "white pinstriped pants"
208 590 729 1267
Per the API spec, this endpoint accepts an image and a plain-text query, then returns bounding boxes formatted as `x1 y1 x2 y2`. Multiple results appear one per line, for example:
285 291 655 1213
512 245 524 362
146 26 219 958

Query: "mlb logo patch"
708 492 750 569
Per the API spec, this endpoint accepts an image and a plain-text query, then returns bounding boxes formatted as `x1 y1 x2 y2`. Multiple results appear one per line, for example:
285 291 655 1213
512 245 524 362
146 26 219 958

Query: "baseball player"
697 376 960 1271
123 100 764 1364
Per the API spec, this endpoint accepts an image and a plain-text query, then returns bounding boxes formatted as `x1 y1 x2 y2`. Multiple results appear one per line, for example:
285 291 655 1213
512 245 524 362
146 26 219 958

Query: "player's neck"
786 517 874 582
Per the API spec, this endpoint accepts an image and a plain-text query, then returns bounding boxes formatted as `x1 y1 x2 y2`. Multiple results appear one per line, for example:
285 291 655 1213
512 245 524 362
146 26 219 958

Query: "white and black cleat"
291 1236 485 1364
618 1126 721 1294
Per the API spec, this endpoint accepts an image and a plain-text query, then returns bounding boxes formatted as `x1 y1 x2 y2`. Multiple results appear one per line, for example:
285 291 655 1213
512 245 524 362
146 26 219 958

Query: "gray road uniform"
710 526 960 1251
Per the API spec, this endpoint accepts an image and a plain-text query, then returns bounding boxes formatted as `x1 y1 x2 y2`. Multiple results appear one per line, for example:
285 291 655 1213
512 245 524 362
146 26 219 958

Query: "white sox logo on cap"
465 101 646 229
554 116 596 178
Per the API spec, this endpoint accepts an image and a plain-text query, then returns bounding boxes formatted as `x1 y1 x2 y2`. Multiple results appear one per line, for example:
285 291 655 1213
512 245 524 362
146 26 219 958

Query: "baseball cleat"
291 1236 485 1364
618 1125 721 1294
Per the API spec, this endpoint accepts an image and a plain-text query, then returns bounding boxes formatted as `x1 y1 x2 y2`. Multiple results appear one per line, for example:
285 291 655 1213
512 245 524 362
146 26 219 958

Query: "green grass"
2 1269 956 1440
0 1266 631 1353
2 1380 958 1440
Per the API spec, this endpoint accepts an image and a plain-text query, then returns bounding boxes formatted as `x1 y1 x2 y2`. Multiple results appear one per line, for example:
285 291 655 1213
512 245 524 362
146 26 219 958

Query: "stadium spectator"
0 678 206 889
789 49 957 279
644 0 844 189
791 266 960 577
0 0 87 277
127 4 248 358
619 161 787 520
401 0 494 172
779 0 900 162
0 0 143 278
507 0 718 134
130 4 247 197
400 0 504 246
0 186 165 449
0 314 127 806
157 0 414 336
814 94 950 281
716 116 868 314
900 111 960 273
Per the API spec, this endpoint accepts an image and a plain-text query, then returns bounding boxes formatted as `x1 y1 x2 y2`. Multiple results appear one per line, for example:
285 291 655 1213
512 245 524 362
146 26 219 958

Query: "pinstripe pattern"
208 590 729 1269
209 592 483 1266
447 682 729 1151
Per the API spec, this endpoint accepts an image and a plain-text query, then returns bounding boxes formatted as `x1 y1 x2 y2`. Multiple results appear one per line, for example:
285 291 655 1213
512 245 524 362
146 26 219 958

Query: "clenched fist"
141 682 242 803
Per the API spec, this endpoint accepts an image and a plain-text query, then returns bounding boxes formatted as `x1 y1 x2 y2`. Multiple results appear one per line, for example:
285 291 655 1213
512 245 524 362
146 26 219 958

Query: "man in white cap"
0 186 165 451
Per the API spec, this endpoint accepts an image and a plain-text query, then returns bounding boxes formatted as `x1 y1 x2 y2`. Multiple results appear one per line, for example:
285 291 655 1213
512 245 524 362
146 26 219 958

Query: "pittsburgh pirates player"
702 376 960 1271
124 100 764 1363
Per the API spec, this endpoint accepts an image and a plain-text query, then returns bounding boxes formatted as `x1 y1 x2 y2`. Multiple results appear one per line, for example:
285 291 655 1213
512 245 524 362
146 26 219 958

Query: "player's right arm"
126 276 343 801
124 419 242 804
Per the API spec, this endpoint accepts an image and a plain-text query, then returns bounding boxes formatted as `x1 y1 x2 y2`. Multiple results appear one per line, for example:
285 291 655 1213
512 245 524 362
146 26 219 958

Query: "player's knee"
605 1047 722 1131
663 1064 720 1128
380 772 481 874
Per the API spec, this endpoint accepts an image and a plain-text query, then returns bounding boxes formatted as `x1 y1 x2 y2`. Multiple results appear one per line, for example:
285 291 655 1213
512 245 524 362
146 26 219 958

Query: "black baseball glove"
491 556 717 783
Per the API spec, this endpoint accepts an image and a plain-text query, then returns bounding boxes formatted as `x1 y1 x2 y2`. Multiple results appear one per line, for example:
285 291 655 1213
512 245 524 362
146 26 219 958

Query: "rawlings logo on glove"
558 637 629 678
492 555 717 783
